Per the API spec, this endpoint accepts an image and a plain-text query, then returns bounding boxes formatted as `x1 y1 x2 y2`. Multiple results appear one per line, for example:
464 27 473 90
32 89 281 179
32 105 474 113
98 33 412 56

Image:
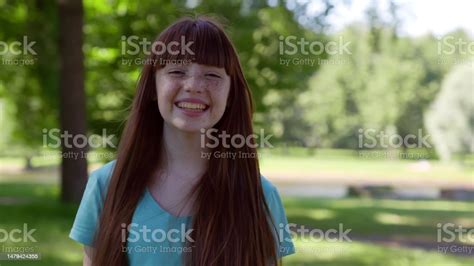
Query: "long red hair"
93 16 279 266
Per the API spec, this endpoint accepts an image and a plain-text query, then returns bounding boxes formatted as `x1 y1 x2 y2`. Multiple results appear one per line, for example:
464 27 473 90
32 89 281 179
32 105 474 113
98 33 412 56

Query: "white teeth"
177 102 207 110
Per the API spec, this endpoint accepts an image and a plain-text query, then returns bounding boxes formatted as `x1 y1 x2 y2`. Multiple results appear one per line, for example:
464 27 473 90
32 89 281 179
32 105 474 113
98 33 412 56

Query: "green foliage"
1 0 471 162
0 0 59 158
425 62 474 161
297 25 472 150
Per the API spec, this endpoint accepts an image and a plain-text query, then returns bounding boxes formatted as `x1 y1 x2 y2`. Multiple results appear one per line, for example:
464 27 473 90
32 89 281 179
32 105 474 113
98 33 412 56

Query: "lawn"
258 148 473 182
0 183 82 265
1 148 473 184
286 239 473 266
283 197 474 238
0 182 473 265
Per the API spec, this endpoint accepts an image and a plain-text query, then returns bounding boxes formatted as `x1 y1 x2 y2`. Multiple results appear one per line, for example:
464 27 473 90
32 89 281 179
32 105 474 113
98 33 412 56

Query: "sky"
280 0 473 37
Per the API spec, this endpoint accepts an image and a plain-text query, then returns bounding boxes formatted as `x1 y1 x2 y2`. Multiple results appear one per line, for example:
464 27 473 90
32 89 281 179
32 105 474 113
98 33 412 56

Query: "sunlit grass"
0 184 82 266
260 155 473 181
1 150 473 265
283 197 474 240
283 237 474 266
257 147 473 181
0 183 473 265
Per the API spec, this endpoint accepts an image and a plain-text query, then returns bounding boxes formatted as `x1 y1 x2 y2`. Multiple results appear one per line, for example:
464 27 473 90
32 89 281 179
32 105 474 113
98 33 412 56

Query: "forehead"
163 62 228 73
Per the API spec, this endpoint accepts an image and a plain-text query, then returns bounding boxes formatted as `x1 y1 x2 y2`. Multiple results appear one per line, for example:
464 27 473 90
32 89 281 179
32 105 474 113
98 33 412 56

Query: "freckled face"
155 63 231 132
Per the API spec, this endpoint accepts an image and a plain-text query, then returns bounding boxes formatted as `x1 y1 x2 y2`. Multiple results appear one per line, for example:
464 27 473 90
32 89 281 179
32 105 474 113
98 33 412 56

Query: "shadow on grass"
1 182 473 266
0 182 82 266
283 197 474 240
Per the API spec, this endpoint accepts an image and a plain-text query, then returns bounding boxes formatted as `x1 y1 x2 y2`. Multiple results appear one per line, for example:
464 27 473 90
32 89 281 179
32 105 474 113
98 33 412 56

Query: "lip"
174 98 209 105
174 98 210 117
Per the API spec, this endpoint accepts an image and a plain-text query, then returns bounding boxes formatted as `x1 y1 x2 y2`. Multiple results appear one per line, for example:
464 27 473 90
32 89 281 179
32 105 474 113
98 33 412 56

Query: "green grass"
0 183 83 266
1 147 473 182
281 197 474 265
0 182 473 265
259 149 473 181
0 150 473 265
285 238 474 266
282 197 474 240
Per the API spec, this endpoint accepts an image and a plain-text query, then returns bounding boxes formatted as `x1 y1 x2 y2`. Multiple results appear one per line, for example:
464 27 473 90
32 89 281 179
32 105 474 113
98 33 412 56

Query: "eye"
168 70 185 76
205 73 221 79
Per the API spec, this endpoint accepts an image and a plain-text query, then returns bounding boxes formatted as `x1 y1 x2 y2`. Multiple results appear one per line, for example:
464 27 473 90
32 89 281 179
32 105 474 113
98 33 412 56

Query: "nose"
183 75 205 94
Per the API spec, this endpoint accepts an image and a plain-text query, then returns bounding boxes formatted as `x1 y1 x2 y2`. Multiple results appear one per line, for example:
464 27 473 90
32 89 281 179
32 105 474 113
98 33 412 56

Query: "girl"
70 16 295 266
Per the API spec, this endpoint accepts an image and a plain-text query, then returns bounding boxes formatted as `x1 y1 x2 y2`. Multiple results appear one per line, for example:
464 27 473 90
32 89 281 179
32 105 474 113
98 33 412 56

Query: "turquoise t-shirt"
69 160 296 265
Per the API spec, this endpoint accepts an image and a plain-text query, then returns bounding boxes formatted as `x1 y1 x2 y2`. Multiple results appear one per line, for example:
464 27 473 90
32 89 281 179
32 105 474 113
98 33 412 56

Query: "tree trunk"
24 156 33 171
58 0 87 203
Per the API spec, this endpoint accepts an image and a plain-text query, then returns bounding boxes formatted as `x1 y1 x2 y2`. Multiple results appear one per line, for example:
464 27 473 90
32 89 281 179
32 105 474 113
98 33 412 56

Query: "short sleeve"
264 179 296 258
69 161 114 246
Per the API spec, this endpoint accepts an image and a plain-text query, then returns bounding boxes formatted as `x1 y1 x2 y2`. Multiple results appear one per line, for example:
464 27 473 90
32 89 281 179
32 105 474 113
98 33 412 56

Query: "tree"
58 0 88 203
425 62 474 161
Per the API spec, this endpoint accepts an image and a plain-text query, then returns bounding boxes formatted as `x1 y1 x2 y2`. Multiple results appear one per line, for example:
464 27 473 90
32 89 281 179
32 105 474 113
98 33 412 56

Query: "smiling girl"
69 16 295 266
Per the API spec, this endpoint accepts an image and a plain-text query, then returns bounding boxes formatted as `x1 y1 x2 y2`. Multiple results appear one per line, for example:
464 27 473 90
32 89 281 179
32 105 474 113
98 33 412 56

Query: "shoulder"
260 175 282 207
260 175 277 195
87 159 117 191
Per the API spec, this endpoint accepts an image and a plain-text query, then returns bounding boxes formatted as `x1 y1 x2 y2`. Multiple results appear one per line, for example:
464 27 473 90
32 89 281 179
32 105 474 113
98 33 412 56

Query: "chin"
172 121 208 133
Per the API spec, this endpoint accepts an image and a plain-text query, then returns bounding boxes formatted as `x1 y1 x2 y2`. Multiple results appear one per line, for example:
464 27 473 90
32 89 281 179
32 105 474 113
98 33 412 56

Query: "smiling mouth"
175 102 209 112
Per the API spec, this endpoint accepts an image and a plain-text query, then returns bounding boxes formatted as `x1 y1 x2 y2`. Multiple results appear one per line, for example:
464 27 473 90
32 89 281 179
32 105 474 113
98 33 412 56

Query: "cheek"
211 86 230 114
157 81 179 108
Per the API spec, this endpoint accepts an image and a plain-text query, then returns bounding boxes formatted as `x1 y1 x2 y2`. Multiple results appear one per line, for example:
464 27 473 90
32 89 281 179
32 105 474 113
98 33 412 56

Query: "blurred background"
0 0 472 265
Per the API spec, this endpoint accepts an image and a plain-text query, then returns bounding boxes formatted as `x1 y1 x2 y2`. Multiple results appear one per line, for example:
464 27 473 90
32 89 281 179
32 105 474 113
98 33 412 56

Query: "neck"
159 124 209 181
